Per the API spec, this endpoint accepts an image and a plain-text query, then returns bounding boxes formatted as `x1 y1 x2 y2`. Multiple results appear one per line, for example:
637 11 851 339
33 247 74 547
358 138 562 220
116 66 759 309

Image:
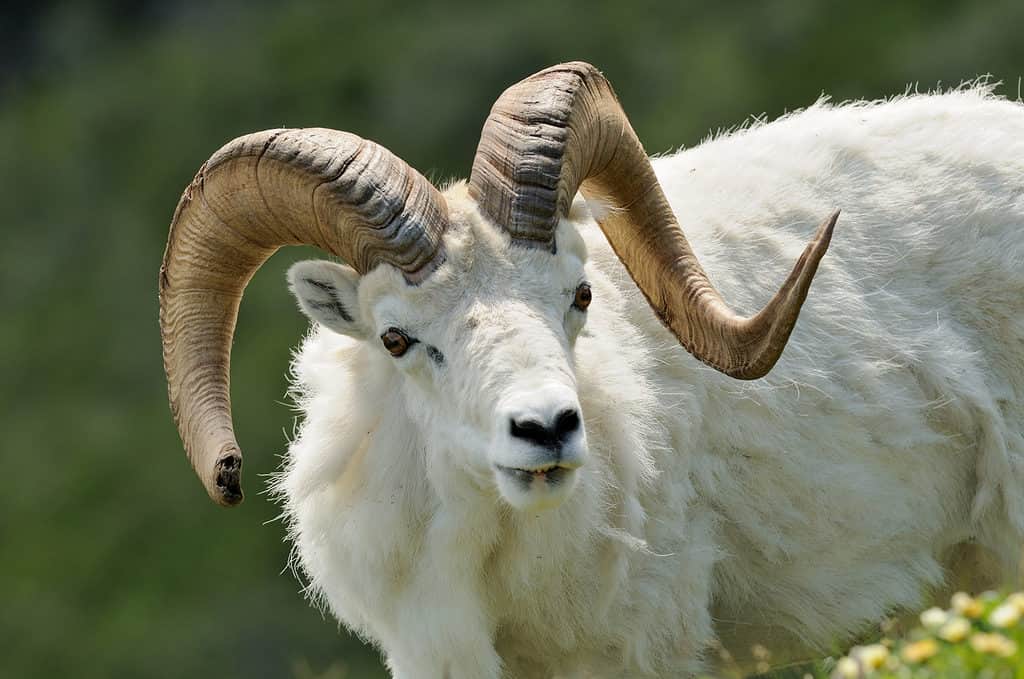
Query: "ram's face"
289 189 592 511
161 64 832 509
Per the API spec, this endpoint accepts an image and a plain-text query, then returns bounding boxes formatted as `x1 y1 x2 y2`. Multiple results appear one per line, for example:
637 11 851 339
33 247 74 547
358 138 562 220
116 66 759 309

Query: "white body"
277 87 1024 677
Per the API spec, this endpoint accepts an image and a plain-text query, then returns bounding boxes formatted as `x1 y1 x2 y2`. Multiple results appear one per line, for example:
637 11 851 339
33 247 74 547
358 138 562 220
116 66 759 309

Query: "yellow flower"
951 592 983 618
990 602 1022 628
919 606 948 630
834 656 860 679
853 643 889 669
937 616 971 643
901 638 939 663
970 632 1018 657
1006 591 1024 614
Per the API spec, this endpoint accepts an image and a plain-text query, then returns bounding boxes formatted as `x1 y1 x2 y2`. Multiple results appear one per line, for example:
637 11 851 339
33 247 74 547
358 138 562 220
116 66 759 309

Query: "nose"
509 408 581 449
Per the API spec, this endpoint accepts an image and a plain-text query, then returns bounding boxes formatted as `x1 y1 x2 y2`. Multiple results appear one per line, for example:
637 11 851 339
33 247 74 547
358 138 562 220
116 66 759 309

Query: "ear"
287 260 369 339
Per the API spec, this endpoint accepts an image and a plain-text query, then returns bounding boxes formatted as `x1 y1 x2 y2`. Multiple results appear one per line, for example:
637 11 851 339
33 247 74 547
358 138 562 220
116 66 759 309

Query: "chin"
494 464 579 511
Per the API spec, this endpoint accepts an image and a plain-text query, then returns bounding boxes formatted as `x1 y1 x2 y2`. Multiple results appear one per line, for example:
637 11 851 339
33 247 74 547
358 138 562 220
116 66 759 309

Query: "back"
599 87 1024 655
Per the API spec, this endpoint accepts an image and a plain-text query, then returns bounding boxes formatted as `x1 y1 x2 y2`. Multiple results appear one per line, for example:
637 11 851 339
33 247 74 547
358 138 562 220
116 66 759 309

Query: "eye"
573 283 592 311
380 328 414 357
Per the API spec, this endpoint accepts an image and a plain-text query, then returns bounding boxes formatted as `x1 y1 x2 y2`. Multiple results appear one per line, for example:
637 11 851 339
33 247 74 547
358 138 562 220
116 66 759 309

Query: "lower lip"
498 465 572 486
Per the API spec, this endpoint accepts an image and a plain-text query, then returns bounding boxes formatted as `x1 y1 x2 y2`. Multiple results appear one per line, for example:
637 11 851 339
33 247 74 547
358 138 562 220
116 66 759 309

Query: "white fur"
274 86 1024 677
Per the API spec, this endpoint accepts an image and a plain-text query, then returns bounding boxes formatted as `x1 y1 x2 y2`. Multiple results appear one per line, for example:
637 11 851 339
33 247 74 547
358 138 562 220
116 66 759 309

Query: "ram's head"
159 62 836 509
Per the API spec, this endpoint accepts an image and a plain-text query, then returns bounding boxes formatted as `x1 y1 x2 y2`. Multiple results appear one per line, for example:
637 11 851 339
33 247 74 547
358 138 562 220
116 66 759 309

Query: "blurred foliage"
1 1 1021 677
786 590 1024 678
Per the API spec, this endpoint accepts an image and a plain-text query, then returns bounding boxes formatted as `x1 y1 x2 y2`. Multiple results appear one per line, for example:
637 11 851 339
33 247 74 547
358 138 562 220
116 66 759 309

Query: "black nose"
509 408 581 448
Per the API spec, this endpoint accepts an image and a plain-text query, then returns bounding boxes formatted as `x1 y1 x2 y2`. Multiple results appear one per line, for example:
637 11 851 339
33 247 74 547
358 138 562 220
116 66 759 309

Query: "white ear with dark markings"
287 260 368 339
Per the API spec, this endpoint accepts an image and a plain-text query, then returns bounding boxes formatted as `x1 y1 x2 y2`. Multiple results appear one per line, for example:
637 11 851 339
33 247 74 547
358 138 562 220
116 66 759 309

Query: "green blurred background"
1 1 1021 677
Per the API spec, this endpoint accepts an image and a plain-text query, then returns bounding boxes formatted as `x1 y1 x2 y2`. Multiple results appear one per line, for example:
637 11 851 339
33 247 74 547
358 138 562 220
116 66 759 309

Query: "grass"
742 590 1024 679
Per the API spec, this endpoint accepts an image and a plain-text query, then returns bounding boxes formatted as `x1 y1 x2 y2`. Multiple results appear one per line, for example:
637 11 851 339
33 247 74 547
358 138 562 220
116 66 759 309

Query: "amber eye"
573 283 592 311
380 328 413 357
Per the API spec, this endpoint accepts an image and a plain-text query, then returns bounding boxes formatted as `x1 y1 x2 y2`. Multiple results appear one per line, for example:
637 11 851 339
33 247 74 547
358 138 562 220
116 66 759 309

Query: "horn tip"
821 209 840 240
211 450 244 507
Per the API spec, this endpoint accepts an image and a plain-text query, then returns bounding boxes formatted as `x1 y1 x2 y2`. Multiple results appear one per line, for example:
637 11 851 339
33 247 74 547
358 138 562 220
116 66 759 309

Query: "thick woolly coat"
277 87 1024 677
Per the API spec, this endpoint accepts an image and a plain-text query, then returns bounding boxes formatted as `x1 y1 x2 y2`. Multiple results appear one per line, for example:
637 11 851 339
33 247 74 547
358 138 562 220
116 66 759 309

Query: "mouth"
495 463 575 486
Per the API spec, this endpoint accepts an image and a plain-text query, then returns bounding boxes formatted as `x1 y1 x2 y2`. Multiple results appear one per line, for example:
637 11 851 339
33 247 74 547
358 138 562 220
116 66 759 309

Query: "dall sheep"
159 62 1024 677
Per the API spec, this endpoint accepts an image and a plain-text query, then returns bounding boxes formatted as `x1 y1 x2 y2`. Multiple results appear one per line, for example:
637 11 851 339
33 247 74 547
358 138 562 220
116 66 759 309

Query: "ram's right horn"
159 128 449 506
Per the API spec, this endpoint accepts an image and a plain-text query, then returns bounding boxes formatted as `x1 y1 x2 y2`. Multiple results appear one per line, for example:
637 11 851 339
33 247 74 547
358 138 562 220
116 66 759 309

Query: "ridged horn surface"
469 61 836 379
159 128 447 506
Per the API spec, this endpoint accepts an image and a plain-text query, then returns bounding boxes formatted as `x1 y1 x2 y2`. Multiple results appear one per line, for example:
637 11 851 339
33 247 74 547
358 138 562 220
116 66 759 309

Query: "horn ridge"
468 61 836 379
160 128 447 505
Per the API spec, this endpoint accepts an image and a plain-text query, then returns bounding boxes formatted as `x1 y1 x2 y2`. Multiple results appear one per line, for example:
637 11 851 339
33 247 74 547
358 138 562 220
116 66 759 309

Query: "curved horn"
469 62 836 379
159 128 447 506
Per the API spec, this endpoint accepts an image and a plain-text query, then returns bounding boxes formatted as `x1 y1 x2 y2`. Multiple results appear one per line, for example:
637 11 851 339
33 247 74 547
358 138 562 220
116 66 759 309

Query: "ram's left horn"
469 61 836 379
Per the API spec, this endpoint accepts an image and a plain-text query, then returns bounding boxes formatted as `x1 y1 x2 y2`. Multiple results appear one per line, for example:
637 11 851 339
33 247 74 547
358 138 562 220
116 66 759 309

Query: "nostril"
510 418 550 445
554 409 580 441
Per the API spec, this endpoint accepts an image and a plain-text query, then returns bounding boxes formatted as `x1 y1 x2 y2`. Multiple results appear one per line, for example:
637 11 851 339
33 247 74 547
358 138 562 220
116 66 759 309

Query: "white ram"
159 63 1024 677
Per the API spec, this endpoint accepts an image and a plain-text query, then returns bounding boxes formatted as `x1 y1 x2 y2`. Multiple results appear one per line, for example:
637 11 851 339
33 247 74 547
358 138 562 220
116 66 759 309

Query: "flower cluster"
830 590 1024 678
